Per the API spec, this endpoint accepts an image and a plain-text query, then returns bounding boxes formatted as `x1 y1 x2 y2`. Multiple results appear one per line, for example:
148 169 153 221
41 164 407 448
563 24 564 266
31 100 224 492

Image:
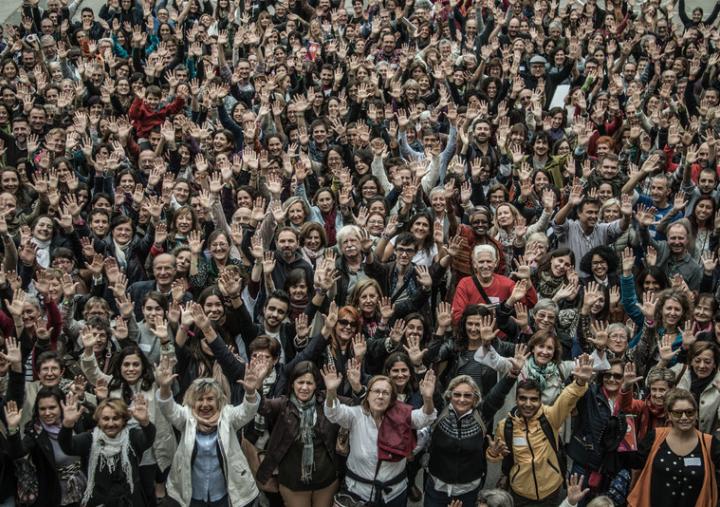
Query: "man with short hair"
553 183 632 272
638 218 702 291
451 244 537 323
128 253 192 319
487 356 593 506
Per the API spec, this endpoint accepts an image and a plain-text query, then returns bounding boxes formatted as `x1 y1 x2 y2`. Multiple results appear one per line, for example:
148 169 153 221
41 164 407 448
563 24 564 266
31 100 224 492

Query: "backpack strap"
471 275 492 305
538 413 566 478
501 412 514 477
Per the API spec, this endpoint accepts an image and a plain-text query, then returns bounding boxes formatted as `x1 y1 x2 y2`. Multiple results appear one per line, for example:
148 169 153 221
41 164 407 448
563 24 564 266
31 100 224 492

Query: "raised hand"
621 246 635 275
636 290 657 320
572 354 594 384
238 356 269 396
681 320 697 349
154 354 178 388
352 333 367 361
588 320 609 350
128 393 150 426
320 363 343 392
508 343 531 373
419 369 436 399
621 362 643 391
61 391 83 428
479 315 499 342
404 333 428 367
436 301 452 331
486 435 510 458
3 400 22 430
346 357 362 392
566 474 590 506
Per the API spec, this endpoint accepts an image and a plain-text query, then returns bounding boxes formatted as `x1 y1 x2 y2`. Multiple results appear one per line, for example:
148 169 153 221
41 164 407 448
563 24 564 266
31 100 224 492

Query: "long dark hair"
456 305 493 350
383 352 419 393
108 345 155 402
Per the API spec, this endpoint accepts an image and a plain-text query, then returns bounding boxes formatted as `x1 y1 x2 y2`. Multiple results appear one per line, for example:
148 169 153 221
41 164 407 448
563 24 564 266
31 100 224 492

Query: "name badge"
684 457 701 467
513 437 527 447
139 343 152 353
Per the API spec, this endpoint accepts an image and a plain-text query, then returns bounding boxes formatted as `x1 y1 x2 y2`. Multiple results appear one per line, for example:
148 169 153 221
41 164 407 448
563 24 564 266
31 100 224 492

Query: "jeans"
423 478 480 507
189 496 229 507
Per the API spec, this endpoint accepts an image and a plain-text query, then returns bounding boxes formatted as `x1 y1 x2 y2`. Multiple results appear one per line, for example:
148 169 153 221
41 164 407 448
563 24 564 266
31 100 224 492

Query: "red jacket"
451 273 538 323
128 96 185 139
378 401 416 462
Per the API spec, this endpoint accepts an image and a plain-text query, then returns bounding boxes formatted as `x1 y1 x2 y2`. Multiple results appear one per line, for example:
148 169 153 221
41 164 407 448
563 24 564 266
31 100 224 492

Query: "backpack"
501 409 567 483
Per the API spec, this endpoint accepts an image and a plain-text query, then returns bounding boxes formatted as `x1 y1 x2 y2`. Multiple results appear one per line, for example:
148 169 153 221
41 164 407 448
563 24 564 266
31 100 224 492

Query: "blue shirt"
192 430 227 502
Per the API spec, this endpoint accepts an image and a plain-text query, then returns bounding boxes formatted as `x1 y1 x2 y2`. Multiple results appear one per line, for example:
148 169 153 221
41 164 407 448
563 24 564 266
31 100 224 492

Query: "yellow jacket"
488 380 588 501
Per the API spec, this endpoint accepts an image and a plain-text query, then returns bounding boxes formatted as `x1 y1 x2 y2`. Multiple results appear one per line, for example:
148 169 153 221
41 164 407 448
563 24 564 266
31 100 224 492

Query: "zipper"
525 421 540 500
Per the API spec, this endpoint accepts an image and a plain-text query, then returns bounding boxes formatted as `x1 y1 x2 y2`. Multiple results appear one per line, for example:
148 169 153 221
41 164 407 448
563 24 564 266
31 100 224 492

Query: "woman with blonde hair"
57 393 155 506
154 354 268 507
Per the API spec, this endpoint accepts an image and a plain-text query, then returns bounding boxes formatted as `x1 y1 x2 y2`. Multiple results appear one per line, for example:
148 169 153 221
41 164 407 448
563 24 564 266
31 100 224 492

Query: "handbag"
617 415 638 452
15 455 39 506
335 427 350 456
333 491 368 507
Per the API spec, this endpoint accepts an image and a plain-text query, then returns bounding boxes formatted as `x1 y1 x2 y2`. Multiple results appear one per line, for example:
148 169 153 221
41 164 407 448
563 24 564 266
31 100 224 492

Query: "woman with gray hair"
477 489 514 507
423 371 521 507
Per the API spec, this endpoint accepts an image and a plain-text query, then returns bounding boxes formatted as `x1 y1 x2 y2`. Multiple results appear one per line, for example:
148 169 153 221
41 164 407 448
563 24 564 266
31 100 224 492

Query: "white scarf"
83 426 134 505
113 240 129 270
32 238 51 268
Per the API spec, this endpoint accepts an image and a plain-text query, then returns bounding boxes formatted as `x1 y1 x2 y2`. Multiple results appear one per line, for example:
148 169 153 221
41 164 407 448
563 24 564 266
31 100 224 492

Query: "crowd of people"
0 0 719 505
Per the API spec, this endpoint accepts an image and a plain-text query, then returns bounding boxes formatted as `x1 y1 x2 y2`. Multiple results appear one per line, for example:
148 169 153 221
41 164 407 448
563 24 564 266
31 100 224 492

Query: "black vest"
428 410 486 484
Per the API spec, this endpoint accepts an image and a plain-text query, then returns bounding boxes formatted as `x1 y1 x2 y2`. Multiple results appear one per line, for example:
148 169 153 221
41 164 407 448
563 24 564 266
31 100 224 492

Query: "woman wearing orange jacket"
627 388 720 507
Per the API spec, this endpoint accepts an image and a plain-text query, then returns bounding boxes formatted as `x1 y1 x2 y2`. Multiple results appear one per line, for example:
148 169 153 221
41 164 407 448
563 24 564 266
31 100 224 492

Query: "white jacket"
157 391 260 507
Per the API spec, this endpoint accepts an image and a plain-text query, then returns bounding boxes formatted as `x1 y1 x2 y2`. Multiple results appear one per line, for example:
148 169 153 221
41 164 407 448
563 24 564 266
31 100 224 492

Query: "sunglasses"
337 319 357 328
603 372 623 381
669 409 696 419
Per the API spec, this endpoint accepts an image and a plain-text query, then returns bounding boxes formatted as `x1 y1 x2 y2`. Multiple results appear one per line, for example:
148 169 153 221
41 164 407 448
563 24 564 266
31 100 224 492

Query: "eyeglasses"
396 247 416 256
669 409 696 419
603 373 623 381
451 392 475 399
337 319 357 328
370 389 392 398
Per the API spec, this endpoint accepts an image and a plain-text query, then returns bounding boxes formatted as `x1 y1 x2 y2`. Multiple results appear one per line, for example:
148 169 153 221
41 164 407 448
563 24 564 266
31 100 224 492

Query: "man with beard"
681 143 719 214
269 227 314 293
638 220 701 291
236 289 299 364
449 206 506 278
553 183 633 273
0 116 30 167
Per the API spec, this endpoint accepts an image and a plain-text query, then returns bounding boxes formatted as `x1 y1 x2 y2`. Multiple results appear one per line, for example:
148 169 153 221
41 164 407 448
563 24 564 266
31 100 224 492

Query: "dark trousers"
139 464 158 507
511 488 562 507
189 496 229 507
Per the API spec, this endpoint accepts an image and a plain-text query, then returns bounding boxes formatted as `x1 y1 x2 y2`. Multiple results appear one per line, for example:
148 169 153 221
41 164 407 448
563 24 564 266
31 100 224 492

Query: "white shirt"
324 401 436 502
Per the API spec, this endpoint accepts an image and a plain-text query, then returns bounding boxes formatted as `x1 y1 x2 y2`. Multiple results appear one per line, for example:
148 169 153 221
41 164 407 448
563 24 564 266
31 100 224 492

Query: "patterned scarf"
535 270 566 299
525 356 560 392
290 393 317 484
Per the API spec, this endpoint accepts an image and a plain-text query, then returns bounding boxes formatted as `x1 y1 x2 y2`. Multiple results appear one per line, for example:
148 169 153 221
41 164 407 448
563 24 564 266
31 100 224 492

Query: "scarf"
113 240 129 270
690 369 715 402
535 271 566 299
301 246 325 265
525 356 560 392
32 238 51 268
193 408 221 433
322 207 337 246
290 394 317 484
289 296 309 322
84 426 134 505
41 421 61 438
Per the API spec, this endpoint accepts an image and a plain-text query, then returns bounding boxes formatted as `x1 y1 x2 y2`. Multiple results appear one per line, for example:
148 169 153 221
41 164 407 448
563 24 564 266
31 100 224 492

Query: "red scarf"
322 207 337 246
